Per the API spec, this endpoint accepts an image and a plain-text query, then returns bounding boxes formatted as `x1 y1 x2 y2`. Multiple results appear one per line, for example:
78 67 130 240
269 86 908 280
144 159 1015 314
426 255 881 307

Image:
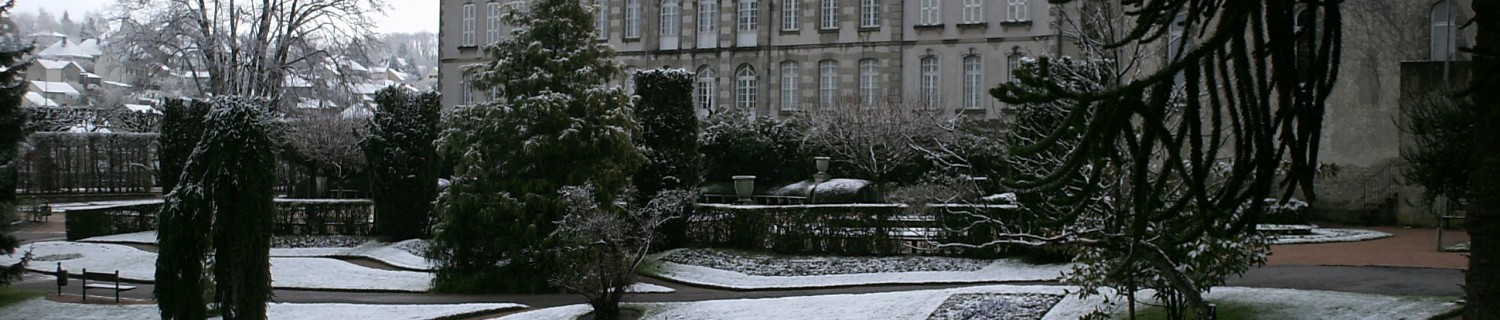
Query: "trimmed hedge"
686 203 1022 257
63 199 376 240
18 132 159 194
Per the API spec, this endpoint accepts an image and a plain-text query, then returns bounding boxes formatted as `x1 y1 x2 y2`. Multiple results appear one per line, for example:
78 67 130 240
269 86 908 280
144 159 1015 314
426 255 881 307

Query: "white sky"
11 0 437 34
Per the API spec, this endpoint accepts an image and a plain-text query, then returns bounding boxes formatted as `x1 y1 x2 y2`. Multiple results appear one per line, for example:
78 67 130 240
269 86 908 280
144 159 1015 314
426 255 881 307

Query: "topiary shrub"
364 87 441 241
631 68 701 248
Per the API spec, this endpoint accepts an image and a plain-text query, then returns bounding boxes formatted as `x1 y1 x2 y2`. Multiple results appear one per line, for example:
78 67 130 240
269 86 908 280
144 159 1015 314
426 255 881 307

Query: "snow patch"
1270 228 1392 245
0 298 526 320
644 249 1069 290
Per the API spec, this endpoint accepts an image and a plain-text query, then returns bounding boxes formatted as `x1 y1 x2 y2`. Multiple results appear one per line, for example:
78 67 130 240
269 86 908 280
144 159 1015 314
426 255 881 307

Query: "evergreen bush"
631 68 701 247
364 87 441 241
699 113 814 186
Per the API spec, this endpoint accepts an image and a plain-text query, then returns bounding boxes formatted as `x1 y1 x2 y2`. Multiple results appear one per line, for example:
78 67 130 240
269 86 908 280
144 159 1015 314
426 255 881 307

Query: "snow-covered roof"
103 81 133 88
296 98 337 109
30 81 80 95
27 31 68 38
285 76 312 88
38 39 103 59
124 104 160 114
83 72 102 79
23 92 58 107
35 59 82 70
340 105 374 119
175 71 211 79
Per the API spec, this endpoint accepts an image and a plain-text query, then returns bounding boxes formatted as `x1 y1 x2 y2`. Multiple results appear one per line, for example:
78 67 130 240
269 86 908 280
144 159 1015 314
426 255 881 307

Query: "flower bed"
927 293 1062 320
659 248 990 276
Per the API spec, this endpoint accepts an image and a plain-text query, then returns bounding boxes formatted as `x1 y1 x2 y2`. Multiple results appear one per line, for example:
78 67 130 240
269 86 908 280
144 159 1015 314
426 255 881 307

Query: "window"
1007 54 1023 81
1006 0 1027 22
818 60 838 108
487 2 502 43
781 0 799 31
624 66 640 94
858 59 878 106
962 0 982 24
626 0 641 39
696 67 717 112
780 61 799 110
920 56 939 107
462 3 475 46
821 0 839 30
962 55 982 109
595 0 608 39
699 0 718 47
919 0 940 26
736 65 757 111
661 0 681 49
1432 0 1457 61
737 0 758 46
462 73 475 104
860 0 879 28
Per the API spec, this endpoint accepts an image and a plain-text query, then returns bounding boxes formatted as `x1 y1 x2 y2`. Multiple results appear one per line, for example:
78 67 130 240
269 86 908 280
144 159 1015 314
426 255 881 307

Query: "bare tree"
549 186 694 320
110 0 385 104
797 99 951 187
279 111 367 194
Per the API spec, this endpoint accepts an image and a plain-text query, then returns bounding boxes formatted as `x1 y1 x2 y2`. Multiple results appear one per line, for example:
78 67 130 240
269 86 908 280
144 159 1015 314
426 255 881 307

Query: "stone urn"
814 157 831 183
732 175 756 203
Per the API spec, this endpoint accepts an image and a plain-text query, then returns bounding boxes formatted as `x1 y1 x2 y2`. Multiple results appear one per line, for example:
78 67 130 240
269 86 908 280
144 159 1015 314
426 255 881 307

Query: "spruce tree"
630 69 700 247
0 0 33 287
364 87 441 241
431 0 641 293
156 97 276 319
1467 1 1499 316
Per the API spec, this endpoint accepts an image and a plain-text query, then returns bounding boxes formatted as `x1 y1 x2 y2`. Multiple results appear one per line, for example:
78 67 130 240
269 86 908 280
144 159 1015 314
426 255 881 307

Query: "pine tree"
431 0 641 293
364 87 441 241
0 0 34 287
1467 1 1499 317
154 98 212 320
156 97 276 319
630 68 700 247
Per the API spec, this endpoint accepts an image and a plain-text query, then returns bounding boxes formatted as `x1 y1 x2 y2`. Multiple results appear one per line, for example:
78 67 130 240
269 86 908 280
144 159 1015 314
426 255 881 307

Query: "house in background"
28 81 82 106
26 59 83 83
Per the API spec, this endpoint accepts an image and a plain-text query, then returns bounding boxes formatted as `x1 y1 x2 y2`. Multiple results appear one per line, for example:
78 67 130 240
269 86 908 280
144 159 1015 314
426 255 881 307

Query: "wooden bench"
26 204 51 222
56 263 137 303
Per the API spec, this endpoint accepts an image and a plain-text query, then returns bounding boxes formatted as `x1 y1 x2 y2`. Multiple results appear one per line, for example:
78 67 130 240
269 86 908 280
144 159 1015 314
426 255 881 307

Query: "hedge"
64 199 376 240
18 132 159 194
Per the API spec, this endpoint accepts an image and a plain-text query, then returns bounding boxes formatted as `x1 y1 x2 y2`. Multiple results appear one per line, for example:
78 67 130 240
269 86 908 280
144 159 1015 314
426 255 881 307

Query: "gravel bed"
394 239 430 257
270 235 372 248
926 293 1062 320
659 248 992 277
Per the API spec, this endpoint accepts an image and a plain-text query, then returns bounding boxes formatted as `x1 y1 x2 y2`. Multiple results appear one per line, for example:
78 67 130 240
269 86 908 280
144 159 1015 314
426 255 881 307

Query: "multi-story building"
439 0 1077 119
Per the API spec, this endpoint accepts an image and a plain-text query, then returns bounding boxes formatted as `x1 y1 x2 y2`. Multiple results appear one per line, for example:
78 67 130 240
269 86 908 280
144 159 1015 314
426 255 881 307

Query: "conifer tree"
431 0 641 293
0 0 34 287
630 68 700 247
364 87 441 241
155 98 212 320
156 97 276 319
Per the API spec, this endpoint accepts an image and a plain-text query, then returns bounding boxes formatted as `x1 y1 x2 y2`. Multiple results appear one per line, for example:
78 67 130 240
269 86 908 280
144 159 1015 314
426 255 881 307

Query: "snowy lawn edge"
640 249 1068 290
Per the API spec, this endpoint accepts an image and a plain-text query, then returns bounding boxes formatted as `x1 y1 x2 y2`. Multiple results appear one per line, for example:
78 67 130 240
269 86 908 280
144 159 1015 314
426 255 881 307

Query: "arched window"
1431 0 1456 61
780 61 800 111
736 65 758 111
624 66 640 94
698 0 718 48
962 55 982 109
818 60 838 108
920 56 939 107
661 0 682 50
858 59 879 106
1007 54 1024 81
696 66 717 112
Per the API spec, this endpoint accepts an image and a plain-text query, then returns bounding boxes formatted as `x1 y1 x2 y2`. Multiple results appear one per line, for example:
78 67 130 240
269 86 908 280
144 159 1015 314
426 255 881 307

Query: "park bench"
55 263 137 303
26 203 51 222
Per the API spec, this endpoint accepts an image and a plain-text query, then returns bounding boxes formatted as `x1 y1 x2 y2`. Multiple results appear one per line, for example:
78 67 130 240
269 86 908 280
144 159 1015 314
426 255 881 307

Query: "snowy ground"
499 285 1456 320
0 297 526 320
659 248 993 276
1268 227 1392 245
81 231 434 271
642 248 1070 290
4 241 435 292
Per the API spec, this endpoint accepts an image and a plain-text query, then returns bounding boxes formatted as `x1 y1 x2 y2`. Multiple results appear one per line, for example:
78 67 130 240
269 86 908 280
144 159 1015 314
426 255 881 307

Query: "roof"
124 104 161 114
35 59 82 70
29 81 80 95
102 81 133 88
23 92 58 107
27 31 67 38
284 75 312 88
38 39 103 59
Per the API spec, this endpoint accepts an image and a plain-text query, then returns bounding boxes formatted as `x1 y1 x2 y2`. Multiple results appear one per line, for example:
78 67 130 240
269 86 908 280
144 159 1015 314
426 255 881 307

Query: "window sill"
913 24 945 30
818 28 840 34
858 26 880 32
956 22 988 29
458 45 479 50
623 37 641 43
780 29 800 35
999 20 1032 27
779 108 805 116
955 108 986 115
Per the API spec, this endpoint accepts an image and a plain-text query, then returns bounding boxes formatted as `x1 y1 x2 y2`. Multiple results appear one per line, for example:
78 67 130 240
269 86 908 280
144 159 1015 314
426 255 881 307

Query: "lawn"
0 287 44 309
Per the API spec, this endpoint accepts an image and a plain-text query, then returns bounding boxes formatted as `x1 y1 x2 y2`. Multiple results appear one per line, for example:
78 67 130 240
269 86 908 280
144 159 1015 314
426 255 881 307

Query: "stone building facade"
438 0 1077 119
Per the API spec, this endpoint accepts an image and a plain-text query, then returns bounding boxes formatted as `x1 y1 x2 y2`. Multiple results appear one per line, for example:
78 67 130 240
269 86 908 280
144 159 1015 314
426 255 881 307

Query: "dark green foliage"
1467 1 1499 317
631 69 701 247
18 132 159 193
0 0 33 288
159 99 209 195
157 97 277 320
25 107 163 133
66 202 161 240
364 87 441 241
432 0 642 293
1399 90 1475 209
699 113 814 186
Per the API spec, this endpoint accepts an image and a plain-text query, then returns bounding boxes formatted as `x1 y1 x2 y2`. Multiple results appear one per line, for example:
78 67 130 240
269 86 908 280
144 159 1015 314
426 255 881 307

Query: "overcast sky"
12 0 438 34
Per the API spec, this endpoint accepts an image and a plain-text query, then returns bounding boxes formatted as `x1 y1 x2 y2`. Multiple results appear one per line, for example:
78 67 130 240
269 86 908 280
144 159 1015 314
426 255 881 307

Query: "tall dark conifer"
364 87 441 241
1467 0 1499 317
155 98 212 320
630 69 700 247
431 0 641 293
0 0 34 286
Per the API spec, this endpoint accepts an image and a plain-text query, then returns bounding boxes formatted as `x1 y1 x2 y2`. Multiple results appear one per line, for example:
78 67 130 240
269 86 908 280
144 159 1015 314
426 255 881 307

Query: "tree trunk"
1144 243 1213 320
1468 1 1500 318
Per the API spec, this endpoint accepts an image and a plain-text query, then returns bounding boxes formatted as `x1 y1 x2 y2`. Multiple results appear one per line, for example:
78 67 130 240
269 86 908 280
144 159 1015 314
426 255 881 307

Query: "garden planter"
733 175 756 203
